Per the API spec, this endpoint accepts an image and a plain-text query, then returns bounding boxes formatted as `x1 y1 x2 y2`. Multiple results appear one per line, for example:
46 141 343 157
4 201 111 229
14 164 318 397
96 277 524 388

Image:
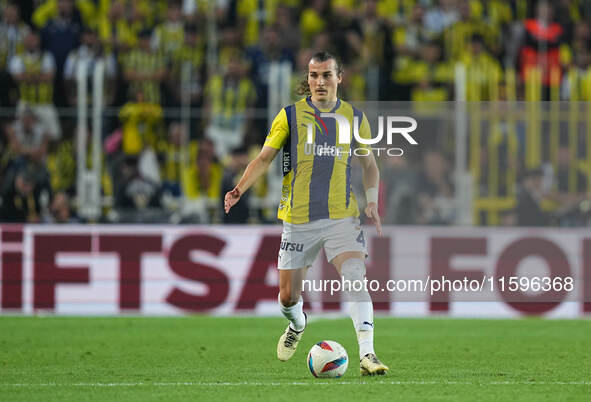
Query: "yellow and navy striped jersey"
264 97 372 224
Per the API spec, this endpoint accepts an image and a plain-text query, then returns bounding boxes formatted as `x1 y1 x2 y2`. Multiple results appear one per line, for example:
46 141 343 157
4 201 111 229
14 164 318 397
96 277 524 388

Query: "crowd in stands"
0 0 590 226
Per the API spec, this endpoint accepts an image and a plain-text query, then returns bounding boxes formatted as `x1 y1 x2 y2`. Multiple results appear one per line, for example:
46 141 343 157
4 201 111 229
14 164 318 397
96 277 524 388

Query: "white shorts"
277 216 368 270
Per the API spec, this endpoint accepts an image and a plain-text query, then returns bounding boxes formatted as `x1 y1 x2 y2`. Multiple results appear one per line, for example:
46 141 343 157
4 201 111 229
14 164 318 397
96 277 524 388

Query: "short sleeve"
263 108 290 149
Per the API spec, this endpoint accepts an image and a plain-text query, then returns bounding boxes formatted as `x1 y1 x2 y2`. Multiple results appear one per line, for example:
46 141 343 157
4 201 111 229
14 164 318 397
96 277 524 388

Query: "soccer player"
224 51 388 375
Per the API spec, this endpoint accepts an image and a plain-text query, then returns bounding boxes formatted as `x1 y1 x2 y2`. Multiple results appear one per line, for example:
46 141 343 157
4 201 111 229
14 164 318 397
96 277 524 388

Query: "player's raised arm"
224 145 279 214
357 149 382 237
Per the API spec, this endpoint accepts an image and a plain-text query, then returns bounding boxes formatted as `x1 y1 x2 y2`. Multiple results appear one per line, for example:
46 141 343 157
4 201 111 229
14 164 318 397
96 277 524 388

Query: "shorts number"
356 231 365 246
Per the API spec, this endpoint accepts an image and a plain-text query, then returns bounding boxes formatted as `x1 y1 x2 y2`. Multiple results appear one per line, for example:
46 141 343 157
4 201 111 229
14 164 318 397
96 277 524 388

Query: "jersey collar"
306 96 341 114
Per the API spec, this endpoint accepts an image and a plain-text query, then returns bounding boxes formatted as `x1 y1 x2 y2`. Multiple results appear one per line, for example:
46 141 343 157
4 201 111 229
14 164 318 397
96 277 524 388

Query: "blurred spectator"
329 0 360 65
167 24 204 108
182 137 222 200
118 90 164 156
217 27 243 70
352 0 394 99
571 21 591 57
39 0 83 106
416 150 455 224
395 39 452 101
291 47 314 100
561 44 591 100
519 0 566 92
0 166 42 223
483 0 514 30
0 3 29 106
4 106 49 169
275 5 300 54
550 146 587 206
0 3 30 69
122 29 167 105
46 132 75 193
221 145 250 223
45 123 113 198
204 57 255 159
516 168 549 226
2 106 52 215
48 190 79 223
393 3 431 60
339 61 367 101
161 122 195 198
309 30 334 55
553 0 583 42
63 27 117 106
137 0 166 29
300 0 329 48
424 0 459 36
151 1 184 57
443 0 497 61
560 21 591 100
32 0 93 29
460 34 502 100
114 155 161 212
410 40 452 102
9 30 61 140
97 0 140 56
246 25 294 107
236 0 288 47
181 137 222 222
382 155 420 225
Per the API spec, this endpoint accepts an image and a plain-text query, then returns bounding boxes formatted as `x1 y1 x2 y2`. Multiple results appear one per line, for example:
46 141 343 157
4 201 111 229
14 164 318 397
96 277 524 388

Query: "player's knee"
278 290 298 307
341 258 366 283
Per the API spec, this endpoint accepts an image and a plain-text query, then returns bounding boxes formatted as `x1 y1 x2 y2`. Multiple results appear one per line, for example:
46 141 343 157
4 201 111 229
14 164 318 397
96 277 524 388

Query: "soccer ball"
307 340 349 378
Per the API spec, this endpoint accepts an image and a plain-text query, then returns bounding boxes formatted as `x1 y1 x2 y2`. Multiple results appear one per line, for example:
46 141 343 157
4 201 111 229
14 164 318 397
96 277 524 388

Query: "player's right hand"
224 186 242 214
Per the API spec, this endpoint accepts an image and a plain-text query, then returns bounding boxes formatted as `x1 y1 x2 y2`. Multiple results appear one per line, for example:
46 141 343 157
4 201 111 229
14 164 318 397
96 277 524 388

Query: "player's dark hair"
296 51 343 96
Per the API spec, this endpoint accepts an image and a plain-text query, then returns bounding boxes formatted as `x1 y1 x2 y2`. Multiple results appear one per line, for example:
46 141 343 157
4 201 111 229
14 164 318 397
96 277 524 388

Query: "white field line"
1 381 591 387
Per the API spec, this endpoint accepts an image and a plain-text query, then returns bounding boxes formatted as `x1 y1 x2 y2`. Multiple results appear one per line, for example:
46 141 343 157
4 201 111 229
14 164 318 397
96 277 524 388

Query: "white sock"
278 294 306 332
342 258 375 358
350 302 375 357
357 328 375 357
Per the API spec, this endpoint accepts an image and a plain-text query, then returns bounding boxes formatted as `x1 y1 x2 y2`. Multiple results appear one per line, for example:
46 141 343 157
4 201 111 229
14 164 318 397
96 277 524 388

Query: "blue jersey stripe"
347 106 363 208
307 98 341 221
286 105 297 209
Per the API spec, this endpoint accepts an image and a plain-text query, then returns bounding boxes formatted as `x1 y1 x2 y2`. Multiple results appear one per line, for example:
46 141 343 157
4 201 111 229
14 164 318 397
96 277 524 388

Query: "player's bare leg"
277 267 308 361
332 251 389 375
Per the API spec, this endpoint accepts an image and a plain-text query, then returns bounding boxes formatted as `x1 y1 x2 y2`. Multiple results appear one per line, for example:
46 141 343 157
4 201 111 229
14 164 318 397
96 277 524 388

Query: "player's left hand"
364 202 382 237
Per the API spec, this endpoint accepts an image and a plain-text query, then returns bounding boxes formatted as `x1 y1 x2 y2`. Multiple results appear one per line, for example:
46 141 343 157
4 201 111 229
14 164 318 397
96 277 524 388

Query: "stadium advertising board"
0 225 589 317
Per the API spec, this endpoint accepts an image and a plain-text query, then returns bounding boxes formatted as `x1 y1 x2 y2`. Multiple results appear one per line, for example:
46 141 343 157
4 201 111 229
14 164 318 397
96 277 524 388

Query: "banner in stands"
0 225 590 317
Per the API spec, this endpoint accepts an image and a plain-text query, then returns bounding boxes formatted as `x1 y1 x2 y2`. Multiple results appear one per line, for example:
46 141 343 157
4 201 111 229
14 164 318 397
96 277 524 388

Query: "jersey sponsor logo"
282 147 291 174
279 185 290 210
280 241 304 252
303 142 345 159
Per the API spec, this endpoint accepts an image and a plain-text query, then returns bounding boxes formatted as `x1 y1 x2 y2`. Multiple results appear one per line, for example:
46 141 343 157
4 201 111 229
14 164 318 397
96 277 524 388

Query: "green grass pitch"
1 316 590 401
